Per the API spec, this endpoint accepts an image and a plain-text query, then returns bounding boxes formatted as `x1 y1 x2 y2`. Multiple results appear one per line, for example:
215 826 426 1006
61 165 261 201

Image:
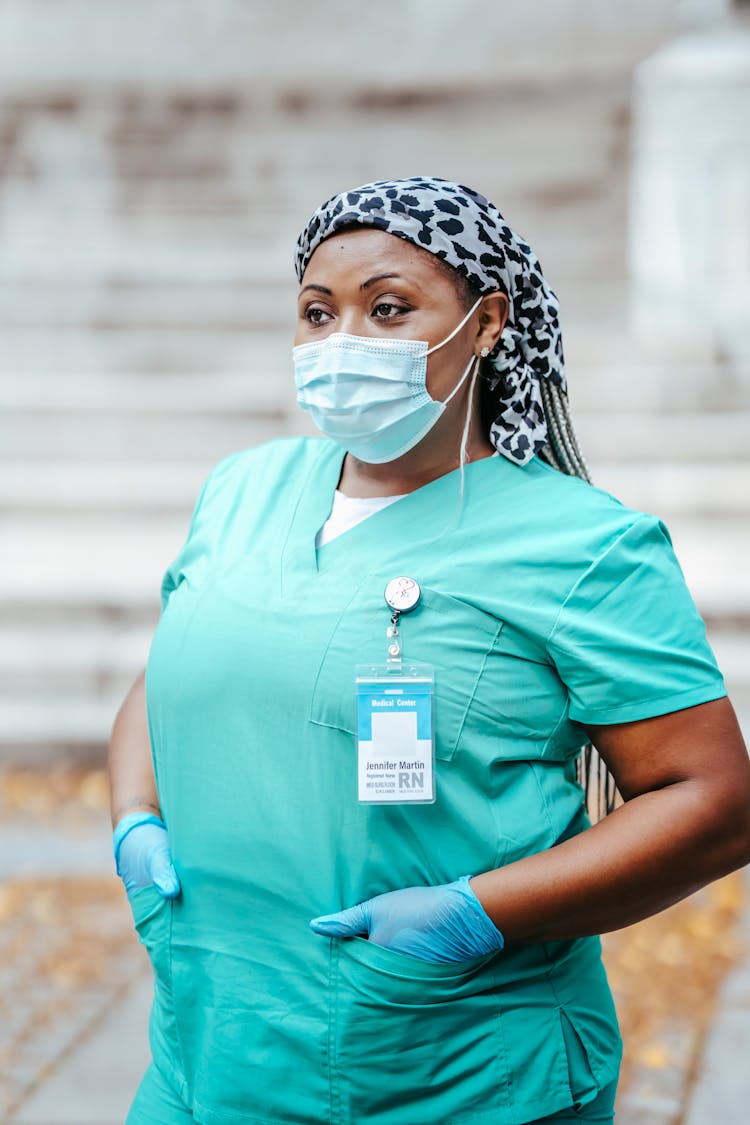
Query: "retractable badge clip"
384 576 421 665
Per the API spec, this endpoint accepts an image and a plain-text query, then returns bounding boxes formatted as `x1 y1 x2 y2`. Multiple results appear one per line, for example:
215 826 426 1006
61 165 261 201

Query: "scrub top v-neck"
139 435 726 1125
314 451 500 548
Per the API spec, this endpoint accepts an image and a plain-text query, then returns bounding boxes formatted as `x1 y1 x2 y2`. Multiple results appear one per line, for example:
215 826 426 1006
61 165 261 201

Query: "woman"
109 177 750 1125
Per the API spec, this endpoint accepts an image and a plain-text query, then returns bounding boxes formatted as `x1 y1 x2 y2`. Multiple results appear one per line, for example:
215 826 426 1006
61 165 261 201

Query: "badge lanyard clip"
383 576 421 669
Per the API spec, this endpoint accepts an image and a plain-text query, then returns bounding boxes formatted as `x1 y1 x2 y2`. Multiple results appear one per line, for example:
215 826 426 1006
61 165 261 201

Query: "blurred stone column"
629 0 750 372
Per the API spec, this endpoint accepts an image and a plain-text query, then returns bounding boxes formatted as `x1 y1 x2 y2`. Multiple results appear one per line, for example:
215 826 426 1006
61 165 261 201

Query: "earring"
480 346 490 358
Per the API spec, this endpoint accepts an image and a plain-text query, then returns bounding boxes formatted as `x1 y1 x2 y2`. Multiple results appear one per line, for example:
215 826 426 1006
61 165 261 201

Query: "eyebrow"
299 283 333 297
360 272 403 290
299 273 405 299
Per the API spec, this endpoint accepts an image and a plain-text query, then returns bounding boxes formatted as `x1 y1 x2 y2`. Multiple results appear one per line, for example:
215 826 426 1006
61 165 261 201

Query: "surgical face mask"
292 295 484 464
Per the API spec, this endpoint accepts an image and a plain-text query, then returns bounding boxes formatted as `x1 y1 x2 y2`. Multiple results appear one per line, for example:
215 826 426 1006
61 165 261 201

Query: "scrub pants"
126 1062 618 1124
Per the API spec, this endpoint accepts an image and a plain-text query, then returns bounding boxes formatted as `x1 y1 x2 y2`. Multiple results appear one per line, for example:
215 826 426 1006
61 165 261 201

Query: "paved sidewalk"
683 864 750 1125
612 864 750 1125
12 977 152 1125
0 769 150 1122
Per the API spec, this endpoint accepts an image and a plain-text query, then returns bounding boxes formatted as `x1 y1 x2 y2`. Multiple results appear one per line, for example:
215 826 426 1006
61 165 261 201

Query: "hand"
309 875 504 963
113 812 181 898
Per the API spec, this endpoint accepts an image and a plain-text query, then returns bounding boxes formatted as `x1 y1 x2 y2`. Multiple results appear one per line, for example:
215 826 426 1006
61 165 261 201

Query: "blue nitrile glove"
309 875 504 963
113 811 181 898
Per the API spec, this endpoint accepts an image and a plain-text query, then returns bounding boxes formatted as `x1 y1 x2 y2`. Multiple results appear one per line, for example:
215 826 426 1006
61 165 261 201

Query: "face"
295 228 503 403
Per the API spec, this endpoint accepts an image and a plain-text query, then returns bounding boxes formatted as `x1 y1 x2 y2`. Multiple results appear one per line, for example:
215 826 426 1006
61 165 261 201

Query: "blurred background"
0 1 748 1122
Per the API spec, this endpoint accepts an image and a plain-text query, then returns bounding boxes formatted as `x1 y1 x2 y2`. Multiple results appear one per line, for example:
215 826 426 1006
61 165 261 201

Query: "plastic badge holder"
355 662 435 804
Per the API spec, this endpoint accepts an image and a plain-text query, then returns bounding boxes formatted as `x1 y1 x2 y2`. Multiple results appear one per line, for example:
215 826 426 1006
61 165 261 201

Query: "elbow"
734 806 750 870
702 778 750 873
725 816 750 872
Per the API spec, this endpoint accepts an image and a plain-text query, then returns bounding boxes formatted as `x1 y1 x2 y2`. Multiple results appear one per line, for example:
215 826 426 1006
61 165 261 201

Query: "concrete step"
3 459 750 519
0 517 183 608
0 368 291 411
0 327 287 377
0 411 299 461
588 463 750 517
0 277 297 330
574 412 750 464
0 623 154 694
0 461 208 515
0 698 128 754
1 406 748 462
0 1 677 89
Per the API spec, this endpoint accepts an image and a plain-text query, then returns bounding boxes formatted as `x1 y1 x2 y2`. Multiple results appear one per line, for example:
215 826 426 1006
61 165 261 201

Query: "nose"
335 309 365 336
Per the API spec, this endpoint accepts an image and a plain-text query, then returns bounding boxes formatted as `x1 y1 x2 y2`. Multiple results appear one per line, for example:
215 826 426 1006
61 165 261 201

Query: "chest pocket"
309 584 503 762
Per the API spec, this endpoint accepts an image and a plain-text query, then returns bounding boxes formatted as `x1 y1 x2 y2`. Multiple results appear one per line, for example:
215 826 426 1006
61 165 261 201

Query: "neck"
338 428 495 498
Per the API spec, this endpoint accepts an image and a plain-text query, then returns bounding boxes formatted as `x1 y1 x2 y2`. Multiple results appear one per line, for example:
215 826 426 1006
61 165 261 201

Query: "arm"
108 670 161 827
312 697 750 959
471 696 750 941
108 670 180 897
108 457 229 890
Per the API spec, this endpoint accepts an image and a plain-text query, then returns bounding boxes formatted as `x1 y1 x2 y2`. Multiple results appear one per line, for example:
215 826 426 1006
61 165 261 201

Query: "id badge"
355 662 435 804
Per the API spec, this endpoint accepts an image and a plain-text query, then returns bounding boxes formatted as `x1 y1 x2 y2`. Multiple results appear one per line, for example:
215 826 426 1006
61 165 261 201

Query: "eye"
303 305 333 327
372 301 410 321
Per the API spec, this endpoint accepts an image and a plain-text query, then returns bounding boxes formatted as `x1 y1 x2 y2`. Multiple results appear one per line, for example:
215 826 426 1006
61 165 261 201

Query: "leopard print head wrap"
294 176 566 466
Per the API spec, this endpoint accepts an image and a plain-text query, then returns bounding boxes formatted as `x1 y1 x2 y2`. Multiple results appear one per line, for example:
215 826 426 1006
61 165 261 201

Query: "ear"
475 292 509 356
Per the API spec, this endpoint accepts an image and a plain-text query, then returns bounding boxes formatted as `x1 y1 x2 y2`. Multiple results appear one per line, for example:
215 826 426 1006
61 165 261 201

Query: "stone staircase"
1 2 748 760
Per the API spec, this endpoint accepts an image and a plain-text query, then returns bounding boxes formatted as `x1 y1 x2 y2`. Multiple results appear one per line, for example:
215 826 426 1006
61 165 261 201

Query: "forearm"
471 777 750 943
108 670 161 828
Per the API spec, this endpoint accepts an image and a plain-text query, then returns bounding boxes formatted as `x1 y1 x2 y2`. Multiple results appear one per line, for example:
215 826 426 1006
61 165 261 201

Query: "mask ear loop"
425 289 496 510
424 294 485 357
457 355 481 507
443 349 479 408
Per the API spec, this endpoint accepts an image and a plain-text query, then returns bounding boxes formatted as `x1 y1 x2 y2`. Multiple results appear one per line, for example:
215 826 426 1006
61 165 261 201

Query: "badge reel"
355 577 436 805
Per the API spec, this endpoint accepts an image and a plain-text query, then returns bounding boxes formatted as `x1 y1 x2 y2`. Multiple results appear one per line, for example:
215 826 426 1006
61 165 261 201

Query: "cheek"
424 341 472 401
294 315 321 346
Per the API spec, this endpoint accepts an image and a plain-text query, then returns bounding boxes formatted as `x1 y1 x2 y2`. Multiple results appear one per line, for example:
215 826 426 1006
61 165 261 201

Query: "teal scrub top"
135 436 727 1125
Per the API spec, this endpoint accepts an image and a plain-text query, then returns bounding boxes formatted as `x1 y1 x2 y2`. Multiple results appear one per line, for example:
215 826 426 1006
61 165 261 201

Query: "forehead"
302 227 446 285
